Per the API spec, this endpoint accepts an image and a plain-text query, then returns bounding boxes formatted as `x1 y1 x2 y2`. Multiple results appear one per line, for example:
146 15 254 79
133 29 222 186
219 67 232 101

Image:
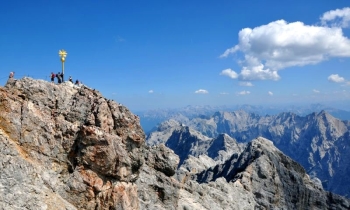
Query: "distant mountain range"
136 104 350 133
147 110 350 198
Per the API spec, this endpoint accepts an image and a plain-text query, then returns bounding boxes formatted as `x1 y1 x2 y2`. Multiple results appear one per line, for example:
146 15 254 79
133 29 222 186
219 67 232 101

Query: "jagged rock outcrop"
149 110 350 197
196 137 350 209
144 144 179 177
146 119 181 146
1 77 349 209
1 78 147 209
148 122 245 183
148 122 244 165
165 126 212 166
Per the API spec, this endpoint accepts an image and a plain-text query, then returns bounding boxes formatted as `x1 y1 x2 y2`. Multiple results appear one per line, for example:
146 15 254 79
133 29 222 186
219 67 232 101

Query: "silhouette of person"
9 72 14 78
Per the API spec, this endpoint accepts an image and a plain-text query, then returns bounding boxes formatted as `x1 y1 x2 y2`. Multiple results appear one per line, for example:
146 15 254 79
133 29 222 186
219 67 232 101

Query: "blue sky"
1 0 350 111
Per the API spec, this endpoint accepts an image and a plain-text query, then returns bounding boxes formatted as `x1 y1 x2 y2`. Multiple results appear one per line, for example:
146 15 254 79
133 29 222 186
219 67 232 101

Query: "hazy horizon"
132 101 350 113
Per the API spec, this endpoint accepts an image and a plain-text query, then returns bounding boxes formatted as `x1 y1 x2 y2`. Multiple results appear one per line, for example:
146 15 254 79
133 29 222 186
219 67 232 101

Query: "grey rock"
150 110 350 197
148 123 244 166
1 77 144 209
144 144 179 177
0 77 349 209
196 137 350 209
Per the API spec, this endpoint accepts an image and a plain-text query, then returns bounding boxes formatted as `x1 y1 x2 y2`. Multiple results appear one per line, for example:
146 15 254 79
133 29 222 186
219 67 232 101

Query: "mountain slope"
149 110 350 197
0 77 349 209
196 137 350 209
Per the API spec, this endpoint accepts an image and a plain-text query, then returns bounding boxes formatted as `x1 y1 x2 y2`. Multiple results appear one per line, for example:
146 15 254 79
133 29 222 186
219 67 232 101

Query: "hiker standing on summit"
9 72 14 78
56 72 62 84
60 72 64 82
50 72 55 83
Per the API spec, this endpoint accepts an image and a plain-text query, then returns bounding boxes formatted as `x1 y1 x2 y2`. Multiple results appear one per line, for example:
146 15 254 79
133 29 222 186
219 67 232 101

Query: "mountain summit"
0 77 349 209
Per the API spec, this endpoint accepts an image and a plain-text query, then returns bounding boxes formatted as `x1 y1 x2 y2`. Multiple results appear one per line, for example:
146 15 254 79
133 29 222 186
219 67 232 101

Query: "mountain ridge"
137 104 350 133
147 110 350 197
1 77 349 209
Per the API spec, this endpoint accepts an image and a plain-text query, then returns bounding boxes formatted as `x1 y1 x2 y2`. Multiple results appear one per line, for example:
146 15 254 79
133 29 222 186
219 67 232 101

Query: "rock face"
196 137 350 210
1 78 146 209
0 77 349 209
148 122 244 165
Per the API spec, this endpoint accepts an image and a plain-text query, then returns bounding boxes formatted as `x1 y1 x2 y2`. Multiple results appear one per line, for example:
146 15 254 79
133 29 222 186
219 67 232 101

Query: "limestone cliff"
0 77 349 210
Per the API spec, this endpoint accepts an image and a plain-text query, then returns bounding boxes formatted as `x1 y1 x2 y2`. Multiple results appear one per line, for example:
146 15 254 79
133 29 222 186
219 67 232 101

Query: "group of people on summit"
8 71 81 86
50 72 81 85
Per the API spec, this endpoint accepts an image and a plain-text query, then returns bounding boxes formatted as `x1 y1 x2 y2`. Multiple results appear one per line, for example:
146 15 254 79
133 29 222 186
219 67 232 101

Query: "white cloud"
240 63 280 81
239 81 253 86
220 68 238 79
220 9 350 81
313 89 320 93
148 90 154 93
328 74 345 83
237 90 250 95
321 7 350 28
195 89 209 94
268 91 273 96
220 45 239 58
220 92 229 95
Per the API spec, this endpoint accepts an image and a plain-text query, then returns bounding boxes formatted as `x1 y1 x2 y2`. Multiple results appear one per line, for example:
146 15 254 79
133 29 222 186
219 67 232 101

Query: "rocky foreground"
0 77 349 209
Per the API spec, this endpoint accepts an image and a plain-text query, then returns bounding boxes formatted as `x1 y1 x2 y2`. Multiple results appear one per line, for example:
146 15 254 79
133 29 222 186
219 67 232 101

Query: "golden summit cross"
58 49 67 81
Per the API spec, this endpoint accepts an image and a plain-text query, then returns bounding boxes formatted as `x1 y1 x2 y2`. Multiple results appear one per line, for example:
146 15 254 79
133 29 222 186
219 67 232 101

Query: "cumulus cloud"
313 89 320 93
237 90 250 95
148 90 154 93
268 91 273 96
321 7 350 28
239 82 254 86
220 68 238 79
195 89 209 94
328 74 345 83
220 8 350 81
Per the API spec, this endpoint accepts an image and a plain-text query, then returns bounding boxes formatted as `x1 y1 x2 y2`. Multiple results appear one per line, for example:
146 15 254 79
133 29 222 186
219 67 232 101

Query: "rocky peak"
196 137 350 209
0 77 178 209
165 125 211 166
207 133 243 163
156 119 181 131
